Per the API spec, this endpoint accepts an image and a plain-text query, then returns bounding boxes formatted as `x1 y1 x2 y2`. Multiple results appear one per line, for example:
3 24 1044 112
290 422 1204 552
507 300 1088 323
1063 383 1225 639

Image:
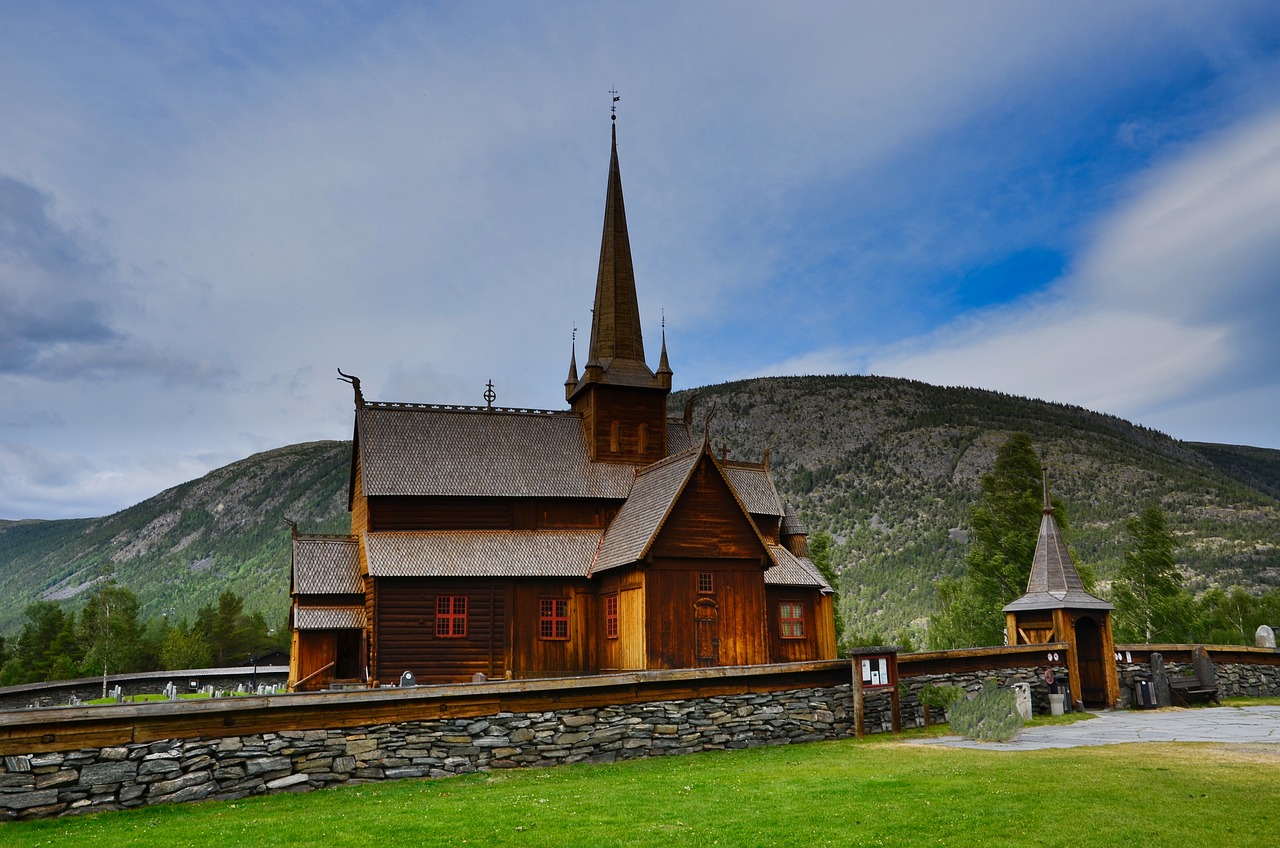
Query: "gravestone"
1191 645 1216 687
400 670 416 687
1012 682 1032 720
1149 652 1171 707
1256 625 1276 649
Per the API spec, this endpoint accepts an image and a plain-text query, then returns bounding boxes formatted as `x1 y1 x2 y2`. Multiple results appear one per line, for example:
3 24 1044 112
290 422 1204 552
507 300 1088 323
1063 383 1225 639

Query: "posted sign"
860 656 893 689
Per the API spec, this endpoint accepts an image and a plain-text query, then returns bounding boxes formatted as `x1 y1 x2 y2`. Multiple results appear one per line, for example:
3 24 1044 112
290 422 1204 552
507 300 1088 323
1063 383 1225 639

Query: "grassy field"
5 727 1278 848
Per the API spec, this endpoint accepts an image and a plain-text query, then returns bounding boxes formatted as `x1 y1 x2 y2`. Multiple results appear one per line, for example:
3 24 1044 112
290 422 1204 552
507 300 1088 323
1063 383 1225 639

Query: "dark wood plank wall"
765 587 831 663
365 577 379 683
813 594 837 659
754 515 781 545
368 496 622 531
645 559 767 669
573 384 669 464
373 578 507 684
651 456 768 561
508 580 594 677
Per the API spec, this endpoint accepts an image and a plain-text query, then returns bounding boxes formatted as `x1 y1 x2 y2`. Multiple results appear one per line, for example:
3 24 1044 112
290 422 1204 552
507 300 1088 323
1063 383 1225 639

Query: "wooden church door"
1075 616 1107 706
694 598 720 666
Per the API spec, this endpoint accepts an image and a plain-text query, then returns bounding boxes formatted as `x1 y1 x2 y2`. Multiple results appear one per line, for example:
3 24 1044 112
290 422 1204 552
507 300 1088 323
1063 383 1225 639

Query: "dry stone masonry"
1 684 853 820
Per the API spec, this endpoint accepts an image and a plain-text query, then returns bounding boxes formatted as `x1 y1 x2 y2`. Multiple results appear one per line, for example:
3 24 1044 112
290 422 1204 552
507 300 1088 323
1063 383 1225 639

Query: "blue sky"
4 2 1280 520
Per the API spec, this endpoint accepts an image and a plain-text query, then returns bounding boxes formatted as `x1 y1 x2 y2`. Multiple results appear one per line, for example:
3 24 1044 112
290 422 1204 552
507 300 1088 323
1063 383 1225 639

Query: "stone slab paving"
914 706 1280 751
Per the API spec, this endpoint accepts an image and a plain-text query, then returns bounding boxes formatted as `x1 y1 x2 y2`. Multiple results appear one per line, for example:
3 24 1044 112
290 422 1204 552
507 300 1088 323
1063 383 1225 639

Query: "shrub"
918 683 965 710
947 680 1024 742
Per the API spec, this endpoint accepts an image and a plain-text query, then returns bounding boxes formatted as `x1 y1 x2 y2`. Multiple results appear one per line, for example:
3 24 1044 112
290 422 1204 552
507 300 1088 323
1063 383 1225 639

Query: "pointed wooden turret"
569 122 670 464
1005 469 1119 709
1005 472 1112 613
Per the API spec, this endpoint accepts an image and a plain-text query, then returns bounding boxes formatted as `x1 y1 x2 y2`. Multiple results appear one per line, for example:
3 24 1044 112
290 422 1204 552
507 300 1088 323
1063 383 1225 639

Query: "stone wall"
5 649 1278 821
0 684 854 821
1114 660 1280 706
898 665 1063 726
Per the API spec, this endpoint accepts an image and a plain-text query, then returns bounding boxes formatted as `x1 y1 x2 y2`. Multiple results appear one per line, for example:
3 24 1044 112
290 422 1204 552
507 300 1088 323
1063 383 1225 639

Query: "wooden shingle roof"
357 405 636 499
292 536 361 595
364 530 604 578
293 606 366 630
765 545 833 593
1004 480 1112 613
723 465 784 517
592 446 703 573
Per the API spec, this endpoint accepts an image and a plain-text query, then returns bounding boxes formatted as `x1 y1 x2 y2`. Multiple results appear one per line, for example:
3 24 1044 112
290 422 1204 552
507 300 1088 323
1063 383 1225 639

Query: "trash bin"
1054 674 1072 712
1135 679 1157 709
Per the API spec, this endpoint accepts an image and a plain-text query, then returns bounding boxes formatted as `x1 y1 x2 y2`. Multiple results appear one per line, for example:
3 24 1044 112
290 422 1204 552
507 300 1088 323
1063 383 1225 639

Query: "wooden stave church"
288 125 837 690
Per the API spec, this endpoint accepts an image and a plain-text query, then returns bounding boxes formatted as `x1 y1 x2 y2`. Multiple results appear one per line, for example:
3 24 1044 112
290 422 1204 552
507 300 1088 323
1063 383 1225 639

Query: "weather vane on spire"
610 87 620 121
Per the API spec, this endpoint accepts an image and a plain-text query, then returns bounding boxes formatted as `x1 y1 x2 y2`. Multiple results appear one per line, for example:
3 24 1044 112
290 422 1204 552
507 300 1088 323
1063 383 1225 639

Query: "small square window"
436 595 467 638
540 598 570 640
698 572 714 594
779 601 805 639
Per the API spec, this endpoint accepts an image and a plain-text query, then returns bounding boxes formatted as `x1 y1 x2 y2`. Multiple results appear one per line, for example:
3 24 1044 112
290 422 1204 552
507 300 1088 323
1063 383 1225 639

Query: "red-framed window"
436 595 467 637
779 601 805 639
698 572 714 594
540 598 570 640
605 594 619 639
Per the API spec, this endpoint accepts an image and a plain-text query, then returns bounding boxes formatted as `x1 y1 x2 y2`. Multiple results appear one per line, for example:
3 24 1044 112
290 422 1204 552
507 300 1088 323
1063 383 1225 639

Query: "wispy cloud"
859 106 1280 444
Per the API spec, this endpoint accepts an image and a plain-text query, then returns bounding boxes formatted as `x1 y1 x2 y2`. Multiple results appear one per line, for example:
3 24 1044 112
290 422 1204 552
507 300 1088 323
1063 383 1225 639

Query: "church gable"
650 453 770 563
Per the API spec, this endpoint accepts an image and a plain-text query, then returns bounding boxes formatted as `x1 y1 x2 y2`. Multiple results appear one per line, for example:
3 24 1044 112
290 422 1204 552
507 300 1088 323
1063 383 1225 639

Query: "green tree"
77 584 142 697
808 530 847 645
1110 504 1196 643
7 601 82 683
159 621 214 670
928 433 1061 648
1197 587 1272 646
195 590 274 665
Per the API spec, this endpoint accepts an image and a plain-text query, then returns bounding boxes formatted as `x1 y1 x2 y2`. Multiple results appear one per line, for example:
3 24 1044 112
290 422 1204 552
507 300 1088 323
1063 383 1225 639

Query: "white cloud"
859 106 1280 445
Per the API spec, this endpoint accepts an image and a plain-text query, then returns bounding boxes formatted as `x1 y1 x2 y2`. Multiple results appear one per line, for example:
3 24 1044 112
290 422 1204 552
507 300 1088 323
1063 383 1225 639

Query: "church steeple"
567 119 670 464
573 123 657 394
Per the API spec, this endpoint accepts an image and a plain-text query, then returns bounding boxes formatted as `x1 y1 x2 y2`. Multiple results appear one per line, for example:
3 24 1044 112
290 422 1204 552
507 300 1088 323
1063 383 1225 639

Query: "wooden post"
890 678 901 734
852 659 865 739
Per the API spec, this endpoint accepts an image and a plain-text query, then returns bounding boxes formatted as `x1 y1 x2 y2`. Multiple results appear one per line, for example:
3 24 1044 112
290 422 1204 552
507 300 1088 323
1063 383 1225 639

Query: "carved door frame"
694 597 720 666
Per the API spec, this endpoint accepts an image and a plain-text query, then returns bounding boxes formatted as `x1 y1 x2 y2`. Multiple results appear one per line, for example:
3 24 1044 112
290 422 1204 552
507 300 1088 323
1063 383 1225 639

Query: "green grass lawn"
5 731 1278 847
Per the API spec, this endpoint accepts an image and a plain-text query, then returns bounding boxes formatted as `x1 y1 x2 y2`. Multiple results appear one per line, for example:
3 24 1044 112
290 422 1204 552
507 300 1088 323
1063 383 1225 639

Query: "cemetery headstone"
1256 624 1276 649
1149 652 1170 707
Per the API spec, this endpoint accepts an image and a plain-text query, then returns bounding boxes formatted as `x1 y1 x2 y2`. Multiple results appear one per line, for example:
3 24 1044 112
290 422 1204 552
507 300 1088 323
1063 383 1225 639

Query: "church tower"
565 123 671 464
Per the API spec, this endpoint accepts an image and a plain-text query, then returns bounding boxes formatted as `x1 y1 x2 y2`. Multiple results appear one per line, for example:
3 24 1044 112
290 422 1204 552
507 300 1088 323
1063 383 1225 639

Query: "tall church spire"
566 117 671 464
578 123 655 389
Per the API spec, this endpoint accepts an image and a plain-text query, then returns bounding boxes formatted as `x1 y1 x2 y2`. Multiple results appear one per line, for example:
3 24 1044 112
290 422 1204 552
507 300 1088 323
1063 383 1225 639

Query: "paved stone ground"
914 705 1280 751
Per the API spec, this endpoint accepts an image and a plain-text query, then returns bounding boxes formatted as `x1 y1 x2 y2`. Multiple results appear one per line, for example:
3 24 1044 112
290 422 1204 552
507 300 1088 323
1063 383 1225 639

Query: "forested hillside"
3 376 1277 647
676 376 1280 644
0 442 350 634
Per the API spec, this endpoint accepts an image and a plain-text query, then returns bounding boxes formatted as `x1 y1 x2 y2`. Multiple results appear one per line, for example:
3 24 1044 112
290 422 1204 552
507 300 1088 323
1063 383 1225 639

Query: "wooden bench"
1167 674 1219 706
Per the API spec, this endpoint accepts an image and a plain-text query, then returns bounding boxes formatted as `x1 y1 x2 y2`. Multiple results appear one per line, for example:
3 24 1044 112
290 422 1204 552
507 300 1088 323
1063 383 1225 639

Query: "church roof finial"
1042 466 1054 515
565 325 580 397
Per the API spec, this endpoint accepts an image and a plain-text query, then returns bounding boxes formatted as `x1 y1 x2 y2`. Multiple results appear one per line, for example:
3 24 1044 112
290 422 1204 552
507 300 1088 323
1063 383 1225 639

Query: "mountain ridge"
2 376 1277 643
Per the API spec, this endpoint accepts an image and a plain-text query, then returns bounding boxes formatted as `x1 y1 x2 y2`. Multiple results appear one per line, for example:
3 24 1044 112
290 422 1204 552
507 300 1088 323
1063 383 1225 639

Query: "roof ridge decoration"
361 401 568 416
